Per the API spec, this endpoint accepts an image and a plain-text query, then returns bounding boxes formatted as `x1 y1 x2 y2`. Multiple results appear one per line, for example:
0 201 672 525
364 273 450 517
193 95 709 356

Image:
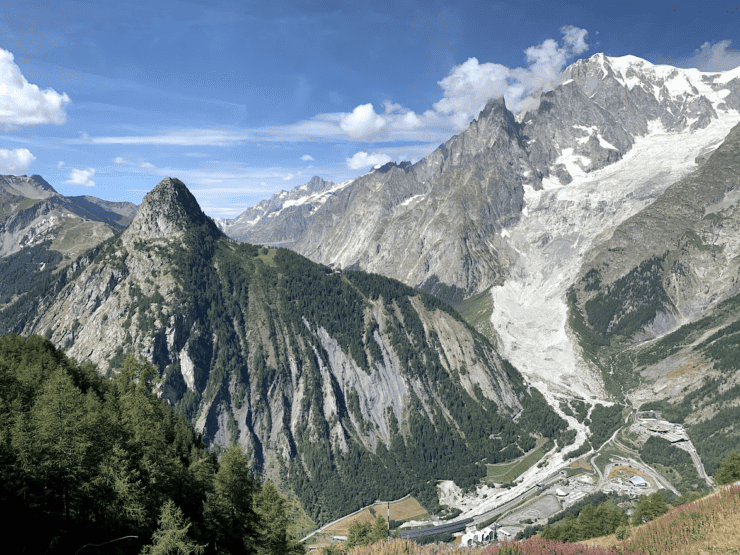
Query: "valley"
3 51 740 553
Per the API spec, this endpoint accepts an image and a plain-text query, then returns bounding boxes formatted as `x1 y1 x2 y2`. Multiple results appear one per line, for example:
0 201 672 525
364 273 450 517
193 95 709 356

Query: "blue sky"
1 0 739 217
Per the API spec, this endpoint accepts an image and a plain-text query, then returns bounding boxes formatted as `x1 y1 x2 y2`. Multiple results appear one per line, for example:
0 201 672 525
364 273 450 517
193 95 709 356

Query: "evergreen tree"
632 492 669 525
346 520 373 548
254 481 304 555
141 500 204 555
370 514 389 543
204 445 260 554
714 451 740 485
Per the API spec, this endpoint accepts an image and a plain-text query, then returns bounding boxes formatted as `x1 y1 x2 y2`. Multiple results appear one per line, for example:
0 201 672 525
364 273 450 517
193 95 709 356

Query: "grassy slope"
452 287 496 346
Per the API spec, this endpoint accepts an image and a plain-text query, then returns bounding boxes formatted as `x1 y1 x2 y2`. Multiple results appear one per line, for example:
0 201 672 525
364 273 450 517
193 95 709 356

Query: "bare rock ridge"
0 177 569 523
221 54 740 302
125 176 211 240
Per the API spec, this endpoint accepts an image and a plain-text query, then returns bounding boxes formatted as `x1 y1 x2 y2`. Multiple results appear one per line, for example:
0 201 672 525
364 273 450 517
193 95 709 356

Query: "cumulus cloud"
66 168 96 187
346 151 392 170
437 25 589 119
0 148 35 173
340 104 388 140
433 58 511 129
301 154 314 161
678 40 740 72
0 48 70 129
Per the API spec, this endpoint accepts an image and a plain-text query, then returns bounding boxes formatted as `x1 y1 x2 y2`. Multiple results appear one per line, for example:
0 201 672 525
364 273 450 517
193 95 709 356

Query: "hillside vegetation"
0 334 303 555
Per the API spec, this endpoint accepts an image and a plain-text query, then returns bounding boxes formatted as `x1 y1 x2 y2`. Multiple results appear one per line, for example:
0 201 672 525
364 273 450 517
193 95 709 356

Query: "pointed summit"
125 177 218 240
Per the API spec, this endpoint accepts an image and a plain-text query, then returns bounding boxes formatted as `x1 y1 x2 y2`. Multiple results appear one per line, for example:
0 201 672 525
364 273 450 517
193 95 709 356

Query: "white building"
461 526 497 546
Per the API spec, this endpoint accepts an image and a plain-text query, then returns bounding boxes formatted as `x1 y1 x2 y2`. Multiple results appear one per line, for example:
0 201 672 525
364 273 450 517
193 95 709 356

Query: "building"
629 475 648 488
461 526 498 546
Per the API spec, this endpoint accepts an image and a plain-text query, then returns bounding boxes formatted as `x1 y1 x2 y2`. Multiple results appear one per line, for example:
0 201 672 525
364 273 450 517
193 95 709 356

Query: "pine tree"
203 445 260 554
141 500 204 555
714 451 740 485
370 514 389 543
254 481 305 555
346 520 373 548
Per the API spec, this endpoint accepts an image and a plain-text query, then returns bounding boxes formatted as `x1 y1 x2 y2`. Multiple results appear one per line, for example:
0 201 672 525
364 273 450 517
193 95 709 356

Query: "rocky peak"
0 174 59 200
124 177 217 241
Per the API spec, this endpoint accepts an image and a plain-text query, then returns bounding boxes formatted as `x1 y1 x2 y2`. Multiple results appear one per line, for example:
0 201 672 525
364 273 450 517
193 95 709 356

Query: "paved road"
398 473 563 540
398 517 474 540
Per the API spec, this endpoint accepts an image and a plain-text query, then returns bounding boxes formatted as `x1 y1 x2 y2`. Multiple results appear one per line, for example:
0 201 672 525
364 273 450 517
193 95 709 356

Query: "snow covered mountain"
219 54 740 414
221 54 740 307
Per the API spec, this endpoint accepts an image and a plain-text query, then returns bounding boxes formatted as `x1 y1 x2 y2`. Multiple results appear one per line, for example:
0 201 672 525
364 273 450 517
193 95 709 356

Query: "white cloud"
115 156 156 170
0 48 70 129
57 161 65 169
346 151 392 170
66 168 96 187
340 103 388 140
301 154 314 161
0 148 35 173
283 173 295 181
434 58 511 129
678 40 740 72
436 25 590 119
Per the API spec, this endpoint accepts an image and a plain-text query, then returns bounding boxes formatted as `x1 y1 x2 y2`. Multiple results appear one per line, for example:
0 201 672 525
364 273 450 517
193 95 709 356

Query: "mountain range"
0 177 570 523
3 52 740 524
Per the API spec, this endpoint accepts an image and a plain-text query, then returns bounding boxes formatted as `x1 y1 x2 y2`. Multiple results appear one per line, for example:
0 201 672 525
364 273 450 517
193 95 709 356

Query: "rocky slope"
220 54 740 304
0 174 137 303
563 118 740 476
0 177 571 523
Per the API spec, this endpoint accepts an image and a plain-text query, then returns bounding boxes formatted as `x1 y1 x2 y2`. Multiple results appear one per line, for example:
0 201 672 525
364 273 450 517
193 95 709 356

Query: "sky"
1 0 739 218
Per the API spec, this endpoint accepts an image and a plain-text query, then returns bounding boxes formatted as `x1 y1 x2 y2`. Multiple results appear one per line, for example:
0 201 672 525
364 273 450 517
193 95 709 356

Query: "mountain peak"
125 177 217 240
0 174 58 199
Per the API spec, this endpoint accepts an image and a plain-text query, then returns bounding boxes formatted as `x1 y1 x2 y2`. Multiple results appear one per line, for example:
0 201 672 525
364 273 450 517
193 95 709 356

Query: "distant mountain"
216 175 339 245
0 174 137 304
218 54 740 480
220 54 740 305
0 177 571 523
567 119 740 477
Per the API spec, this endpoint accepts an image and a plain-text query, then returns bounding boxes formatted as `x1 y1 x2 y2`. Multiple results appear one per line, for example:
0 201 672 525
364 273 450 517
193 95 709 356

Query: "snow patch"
399 194 424 207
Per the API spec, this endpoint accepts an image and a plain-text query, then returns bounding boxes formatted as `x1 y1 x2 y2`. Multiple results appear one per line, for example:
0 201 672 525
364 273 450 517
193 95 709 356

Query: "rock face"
574 121 740 338
221 54 740 302
0 174 137 305
568 120 740 386
0 177 568 523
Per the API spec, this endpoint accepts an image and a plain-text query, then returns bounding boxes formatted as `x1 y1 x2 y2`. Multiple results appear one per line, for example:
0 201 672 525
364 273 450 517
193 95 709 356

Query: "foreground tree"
203 445 260 553
254 480 305 555
141 500 204 555
632 492 669 525
370 515 389 543
714 451 740 485
346 520 373 548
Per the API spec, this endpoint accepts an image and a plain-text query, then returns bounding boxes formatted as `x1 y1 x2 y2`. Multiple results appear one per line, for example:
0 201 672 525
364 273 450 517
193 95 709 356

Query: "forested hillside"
0 334 302 554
